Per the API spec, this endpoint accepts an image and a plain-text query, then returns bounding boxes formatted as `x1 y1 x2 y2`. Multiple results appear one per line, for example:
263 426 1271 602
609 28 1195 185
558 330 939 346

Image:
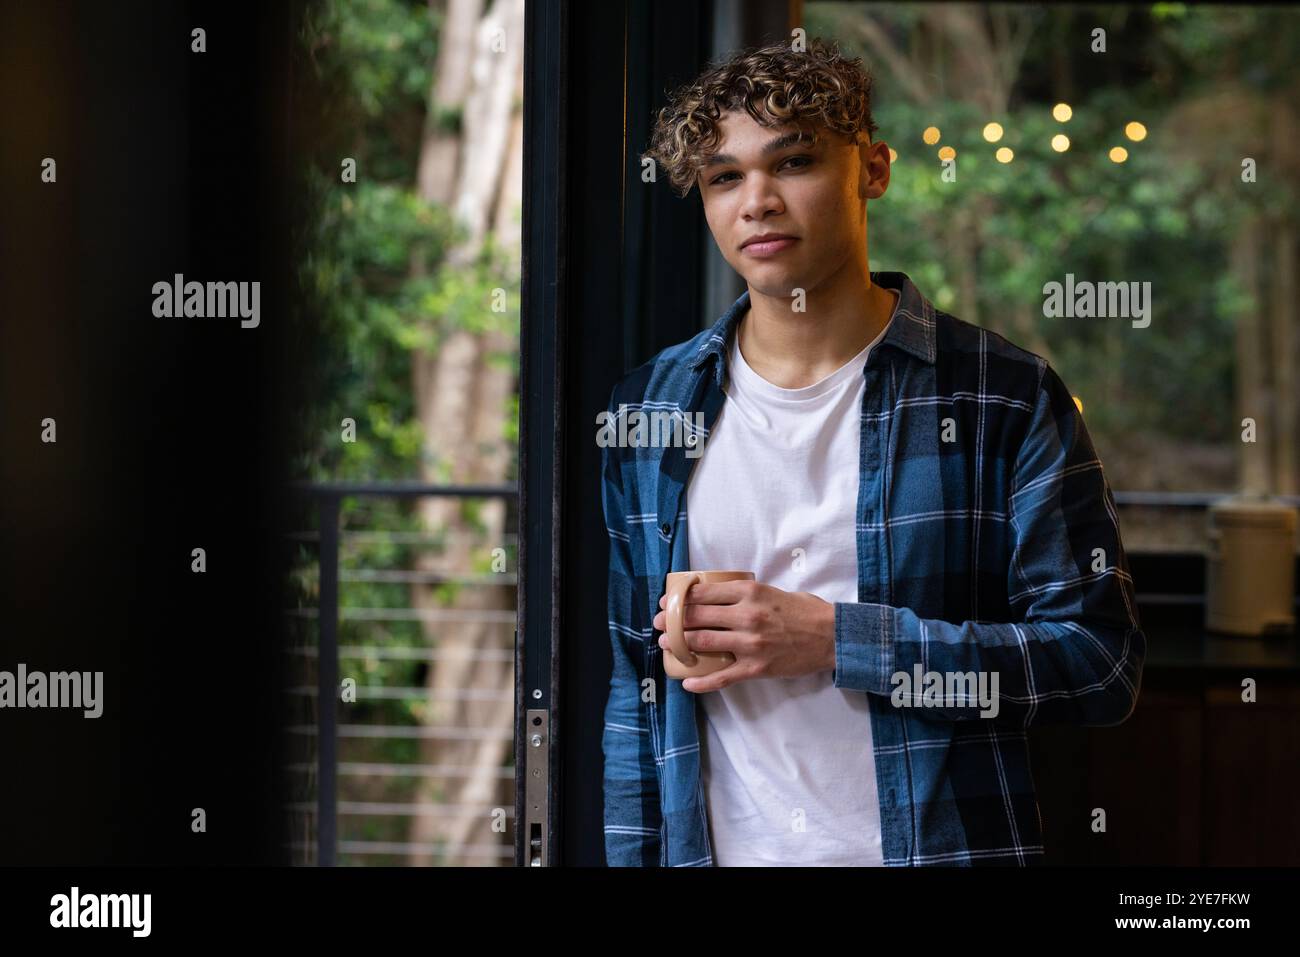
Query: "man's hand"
651 580 836 693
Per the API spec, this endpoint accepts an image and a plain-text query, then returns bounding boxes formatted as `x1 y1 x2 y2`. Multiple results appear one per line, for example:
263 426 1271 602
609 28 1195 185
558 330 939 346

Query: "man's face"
697 110 890 300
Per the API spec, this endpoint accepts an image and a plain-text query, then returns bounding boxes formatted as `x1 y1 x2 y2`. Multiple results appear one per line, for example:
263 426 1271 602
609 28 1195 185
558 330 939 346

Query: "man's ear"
859 136 889 201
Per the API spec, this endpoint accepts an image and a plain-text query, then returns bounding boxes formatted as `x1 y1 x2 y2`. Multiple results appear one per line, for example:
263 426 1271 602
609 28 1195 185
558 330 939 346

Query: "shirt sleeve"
600 389 664 865
831 360 1146 728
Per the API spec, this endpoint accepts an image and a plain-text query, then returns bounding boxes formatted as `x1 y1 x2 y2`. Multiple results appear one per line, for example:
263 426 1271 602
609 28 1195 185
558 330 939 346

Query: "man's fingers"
659 581 752 608
657 629 737 655
654 600 741 632
682 659 753 693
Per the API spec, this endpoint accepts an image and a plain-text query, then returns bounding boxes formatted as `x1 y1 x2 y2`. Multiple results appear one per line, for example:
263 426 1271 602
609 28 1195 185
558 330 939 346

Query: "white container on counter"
1205 496 1298 636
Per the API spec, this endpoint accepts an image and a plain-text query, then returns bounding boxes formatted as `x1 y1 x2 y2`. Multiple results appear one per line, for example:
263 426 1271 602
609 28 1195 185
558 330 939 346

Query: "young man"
600 39 1144 866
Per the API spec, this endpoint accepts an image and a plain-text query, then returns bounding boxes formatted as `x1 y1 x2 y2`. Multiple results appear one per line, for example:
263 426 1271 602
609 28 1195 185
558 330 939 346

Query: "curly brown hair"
643 38 878 198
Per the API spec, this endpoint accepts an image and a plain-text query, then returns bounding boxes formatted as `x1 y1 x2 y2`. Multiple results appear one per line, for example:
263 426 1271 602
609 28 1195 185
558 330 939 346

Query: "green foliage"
299 0 440 181
293 0 521 484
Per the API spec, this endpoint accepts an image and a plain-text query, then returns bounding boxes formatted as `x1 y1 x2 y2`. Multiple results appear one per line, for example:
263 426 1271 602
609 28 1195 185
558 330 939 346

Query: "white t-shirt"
686 307 893 866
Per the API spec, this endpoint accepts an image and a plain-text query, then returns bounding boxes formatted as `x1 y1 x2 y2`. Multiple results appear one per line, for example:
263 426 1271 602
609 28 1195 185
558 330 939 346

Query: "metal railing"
1113 491 1300 508
287 481 518 866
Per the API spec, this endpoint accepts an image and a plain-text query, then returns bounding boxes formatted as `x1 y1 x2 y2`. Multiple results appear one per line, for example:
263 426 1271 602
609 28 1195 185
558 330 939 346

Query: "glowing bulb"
922 126 941 145
1109 146 1128 163
995 147 1014 163
937 146 956 161
1125 121 1147 142
1051 134 1070 152
1052 103 1073 122
983 122 1004 143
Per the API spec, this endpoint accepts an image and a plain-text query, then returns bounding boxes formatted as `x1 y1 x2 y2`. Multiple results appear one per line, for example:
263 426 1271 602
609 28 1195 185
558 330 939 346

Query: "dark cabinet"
1028 552 1300 865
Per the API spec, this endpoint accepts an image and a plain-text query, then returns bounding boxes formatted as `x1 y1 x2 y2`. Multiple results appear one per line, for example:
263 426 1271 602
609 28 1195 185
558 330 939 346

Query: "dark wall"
0 0 295 863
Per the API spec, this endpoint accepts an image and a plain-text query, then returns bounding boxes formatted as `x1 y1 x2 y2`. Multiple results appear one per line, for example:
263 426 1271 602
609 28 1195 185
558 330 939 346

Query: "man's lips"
741 233 797 248
742 236 798 257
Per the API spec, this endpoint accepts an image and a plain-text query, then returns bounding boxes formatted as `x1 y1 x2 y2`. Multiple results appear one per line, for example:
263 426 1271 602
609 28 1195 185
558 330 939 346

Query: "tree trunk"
1270 219 1297 495
1233 215 1270 495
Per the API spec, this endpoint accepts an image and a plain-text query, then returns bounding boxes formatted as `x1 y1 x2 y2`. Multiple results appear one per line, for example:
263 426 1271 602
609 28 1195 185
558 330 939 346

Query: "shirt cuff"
832 601 896 694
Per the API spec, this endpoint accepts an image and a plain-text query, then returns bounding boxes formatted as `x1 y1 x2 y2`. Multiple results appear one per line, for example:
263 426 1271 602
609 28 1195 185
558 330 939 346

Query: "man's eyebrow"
702 129 820 169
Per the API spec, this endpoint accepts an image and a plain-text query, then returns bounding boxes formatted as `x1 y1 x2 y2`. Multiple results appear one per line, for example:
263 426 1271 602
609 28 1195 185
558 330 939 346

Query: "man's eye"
710 155 812 186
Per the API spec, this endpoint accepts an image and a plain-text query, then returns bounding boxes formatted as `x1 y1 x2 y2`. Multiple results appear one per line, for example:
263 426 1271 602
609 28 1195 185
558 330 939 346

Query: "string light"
917 110 1141 170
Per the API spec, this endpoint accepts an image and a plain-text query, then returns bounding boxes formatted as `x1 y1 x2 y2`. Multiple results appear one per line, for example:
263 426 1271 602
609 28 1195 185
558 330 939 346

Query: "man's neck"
737 265 898 390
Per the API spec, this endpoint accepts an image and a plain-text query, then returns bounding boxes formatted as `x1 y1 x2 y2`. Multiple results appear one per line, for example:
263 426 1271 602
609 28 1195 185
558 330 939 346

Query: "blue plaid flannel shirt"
600 270 1145 866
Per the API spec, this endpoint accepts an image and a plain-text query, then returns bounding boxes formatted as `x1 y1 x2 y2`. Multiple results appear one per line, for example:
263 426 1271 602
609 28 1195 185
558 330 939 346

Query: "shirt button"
660 522 671 535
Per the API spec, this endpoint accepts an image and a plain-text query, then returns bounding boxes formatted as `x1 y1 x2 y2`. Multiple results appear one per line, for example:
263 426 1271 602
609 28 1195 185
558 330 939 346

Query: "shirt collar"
690 270 938 388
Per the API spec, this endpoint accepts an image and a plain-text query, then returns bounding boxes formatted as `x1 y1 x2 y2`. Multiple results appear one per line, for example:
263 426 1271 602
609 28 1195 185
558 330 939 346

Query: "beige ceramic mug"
662 570 755 679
